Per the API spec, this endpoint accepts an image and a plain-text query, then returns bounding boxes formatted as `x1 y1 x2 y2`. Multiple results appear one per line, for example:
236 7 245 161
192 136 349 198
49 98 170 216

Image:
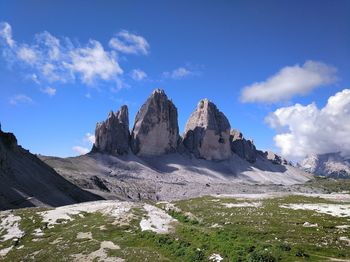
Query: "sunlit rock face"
131 89 179 156
183 99 231 161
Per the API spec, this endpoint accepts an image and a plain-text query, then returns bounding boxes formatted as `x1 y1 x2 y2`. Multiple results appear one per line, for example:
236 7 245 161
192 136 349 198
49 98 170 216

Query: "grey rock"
41 151 312 203
265 151 282 165
93 105 130 155
300 152 350 178
183 99 231 160
230 129 257 163
131 89 179 156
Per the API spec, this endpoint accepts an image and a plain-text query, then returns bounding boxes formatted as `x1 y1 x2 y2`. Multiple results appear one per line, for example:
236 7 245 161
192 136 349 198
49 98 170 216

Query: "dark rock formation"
93 105 130 155
0 129 102 211
131 89 179 156
183 99 231 160
230 129 257 163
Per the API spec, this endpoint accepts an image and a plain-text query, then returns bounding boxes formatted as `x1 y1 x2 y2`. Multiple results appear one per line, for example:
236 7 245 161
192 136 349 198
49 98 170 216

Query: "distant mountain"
300 152 350 178
0 128 102 210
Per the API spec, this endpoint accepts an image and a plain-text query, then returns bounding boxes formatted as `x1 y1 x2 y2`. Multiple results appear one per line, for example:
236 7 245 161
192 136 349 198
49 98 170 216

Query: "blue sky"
0 0 349 159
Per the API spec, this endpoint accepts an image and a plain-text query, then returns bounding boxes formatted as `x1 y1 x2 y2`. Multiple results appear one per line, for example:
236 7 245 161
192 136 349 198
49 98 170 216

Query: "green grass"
306 176 350 193
0 190 349 261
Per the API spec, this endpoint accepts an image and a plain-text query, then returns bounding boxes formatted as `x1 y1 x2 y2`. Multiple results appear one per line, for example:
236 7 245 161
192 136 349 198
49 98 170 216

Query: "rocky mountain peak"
93 105 130 155
130 89 179 156
152 88 166 95
183 99 231 160
0 129 18 150
300 152 350 178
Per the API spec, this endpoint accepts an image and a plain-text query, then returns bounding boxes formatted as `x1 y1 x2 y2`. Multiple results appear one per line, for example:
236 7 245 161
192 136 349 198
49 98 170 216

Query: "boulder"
130 89 179 156
230 129 257 163
93 105 130 155
265 151 282 165
183 99 231 160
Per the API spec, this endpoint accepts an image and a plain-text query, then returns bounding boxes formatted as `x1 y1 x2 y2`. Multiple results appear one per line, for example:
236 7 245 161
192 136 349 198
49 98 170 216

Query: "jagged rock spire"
93 105 130 155
130 89 179 156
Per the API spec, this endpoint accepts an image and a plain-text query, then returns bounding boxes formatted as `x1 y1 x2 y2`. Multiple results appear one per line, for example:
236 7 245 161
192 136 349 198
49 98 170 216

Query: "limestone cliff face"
130 89 179 156
94 105 130 155
183 99 232 160
230 129 257 163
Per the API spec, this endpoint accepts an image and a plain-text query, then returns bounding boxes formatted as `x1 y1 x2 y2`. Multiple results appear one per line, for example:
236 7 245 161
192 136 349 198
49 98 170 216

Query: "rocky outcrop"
265 151 282 165
230 129 257 163
93 105 130 155
183 99 231 160
131 89 179 156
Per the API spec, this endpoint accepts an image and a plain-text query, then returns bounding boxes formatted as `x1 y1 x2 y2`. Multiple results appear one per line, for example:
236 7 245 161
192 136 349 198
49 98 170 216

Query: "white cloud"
72 133 95 156
41 87 56 96
163 67 193 79
266 89 350 159
67 40 123 84
17 46 38 64
9 94 33 105
109 30 149 55
83 133 95 144
0 22 150 91
40 63 61 81
72 146 89 155
0 22 15 47
130 69 147 81
241 61 338 103
27 73 40 84
35 31 61 60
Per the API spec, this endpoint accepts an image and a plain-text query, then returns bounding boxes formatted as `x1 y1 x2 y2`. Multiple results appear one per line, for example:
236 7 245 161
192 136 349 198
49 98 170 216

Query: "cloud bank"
266 89 350 159
241 61 337 103
0 22 149 89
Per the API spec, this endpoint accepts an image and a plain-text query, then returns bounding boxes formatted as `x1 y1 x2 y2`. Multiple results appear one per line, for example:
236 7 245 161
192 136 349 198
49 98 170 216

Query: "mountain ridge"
300 152 350 178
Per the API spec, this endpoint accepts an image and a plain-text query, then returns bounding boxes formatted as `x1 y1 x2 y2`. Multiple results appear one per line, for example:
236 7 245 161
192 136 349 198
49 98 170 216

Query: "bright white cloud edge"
266 89 350 159
241 61 337 103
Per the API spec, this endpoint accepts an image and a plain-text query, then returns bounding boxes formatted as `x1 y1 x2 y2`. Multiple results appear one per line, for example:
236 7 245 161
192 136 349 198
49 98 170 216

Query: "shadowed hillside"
0 128 103 210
